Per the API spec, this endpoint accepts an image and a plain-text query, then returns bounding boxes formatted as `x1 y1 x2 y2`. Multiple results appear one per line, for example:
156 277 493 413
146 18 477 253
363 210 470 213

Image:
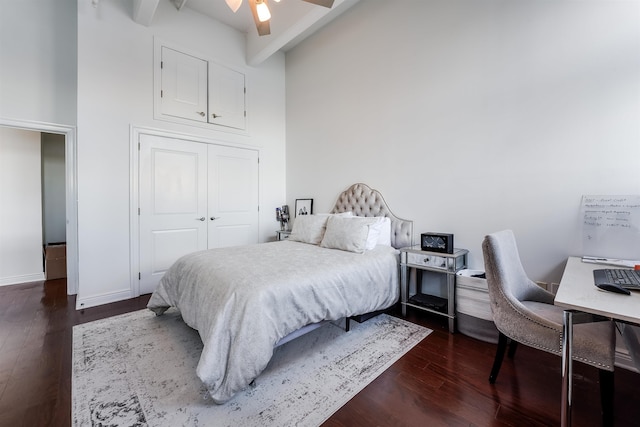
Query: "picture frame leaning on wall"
295 199 313 217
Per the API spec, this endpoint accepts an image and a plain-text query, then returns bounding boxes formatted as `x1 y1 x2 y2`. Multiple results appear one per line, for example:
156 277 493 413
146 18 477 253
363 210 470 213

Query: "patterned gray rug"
72 309 431 427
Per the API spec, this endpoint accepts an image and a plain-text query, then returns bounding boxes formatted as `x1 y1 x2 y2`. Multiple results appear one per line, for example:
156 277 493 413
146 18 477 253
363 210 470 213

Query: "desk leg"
561 310 574 427
400 263 407 316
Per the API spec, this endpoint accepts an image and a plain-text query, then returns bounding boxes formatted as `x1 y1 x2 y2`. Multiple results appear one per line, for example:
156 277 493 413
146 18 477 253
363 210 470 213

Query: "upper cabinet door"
160 47 208 122
208 62 246 130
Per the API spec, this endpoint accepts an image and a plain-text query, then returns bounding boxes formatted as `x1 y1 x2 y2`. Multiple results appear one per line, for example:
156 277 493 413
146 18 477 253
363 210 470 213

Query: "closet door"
138 134 208 294
207 145 259 248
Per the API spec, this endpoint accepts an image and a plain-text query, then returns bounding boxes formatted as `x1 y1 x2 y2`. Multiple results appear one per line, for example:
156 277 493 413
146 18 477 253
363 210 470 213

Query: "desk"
555 256 640 427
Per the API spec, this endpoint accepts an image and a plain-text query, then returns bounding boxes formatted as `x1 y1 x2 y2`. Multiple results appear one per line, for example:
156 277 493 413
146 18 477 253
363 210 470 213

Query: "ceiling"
135 0 361 65
183 0 310 34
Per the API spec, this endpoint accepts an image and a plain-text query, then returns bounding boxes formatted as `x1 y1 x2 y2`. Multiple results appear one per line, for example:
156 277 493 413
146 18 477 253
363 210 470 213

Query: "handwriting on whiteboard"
581 195 640 259
582 197 639 230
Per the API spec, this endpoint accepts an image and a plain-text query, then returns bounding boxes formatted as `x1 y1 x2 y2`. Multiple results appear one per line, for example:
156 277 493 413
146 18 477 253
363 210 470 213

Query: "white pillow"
316 211 353 218
364 218 383 251
289 215 329 245
366 216 392 250
320 216 379 253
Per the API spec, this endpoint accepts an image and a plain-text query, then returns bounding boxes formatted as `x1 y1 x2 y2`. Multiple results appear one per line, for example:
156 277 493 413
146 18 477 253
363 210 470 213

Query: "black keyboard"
594 269 640 289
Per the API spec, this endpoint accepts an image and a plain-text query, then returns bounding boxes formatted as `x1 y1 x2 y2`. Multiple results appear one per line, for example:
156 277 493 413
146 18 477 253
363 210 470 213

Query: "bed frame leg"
345 317 350 332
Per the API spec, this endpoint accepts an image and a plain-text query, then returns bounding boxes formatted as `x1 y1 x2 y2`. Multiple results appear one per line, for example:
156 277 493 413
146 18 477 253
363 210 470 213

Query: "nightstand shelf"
275 230 291 241
400 246 468 333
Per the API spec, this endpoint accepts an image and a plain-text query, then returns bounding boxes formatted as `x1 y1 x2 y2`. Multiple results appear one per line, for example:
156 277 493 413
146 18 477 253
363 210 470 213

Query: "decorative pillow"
366 217 392 250
320 216 379 253
288 215 329 245
316 211 353 218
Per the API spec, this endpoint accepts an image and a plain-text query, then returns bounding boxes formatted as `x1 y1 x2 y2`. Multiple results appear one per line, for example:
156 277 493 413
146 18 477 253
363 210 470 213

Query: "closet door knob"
197 217 206 221
210 216 220 221
211 113 222 118
197 111 205 117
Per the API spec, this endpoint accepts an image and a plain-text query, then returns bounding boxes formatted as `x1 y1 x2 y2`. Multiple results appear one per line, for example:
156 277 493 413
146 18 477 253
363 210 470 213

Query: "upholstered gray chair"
619 323 640 371
482 230 615 424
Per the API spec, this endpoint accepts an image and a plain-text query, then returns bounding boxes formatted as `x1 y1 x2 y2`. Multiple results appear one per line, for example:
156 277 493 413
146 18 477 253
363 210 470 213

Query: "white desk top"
555 256 640 324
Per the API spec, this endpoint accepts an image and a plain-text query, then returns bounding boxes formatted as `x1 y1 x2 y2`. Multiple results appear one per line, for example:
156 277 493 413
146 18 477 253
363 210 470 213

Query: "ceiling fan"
225 0 335 36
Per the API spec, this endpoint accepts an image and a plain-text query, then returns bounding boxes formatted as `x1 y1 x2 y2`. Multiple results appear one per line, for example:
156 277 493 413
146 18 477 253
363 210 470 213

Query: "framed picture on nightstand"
295 198 313 217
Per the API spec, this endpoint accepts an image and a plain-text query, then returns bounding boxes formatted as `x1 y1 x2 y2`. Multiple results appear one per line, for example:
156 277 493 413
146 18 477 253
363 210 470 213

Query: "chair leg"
599 369 614 427
489 332 509 384
507 340 518 359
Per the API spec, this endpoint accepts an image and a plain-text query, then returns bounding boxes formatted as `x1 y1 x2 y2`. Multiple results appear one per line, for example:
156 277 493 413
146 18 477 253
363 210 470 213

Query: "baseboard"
0 272 45 286
76 289 133 310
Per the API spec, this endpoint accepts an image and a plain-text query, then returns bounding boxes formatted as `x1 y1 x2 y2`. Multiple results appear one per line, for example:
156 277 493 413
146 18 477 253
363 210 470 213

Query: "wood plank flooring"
0 279 638 426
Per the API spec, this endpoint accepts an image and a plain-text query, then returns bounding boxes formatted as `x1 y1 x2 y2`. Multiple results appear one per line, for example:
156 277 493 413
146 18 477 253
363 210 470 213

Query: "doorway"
0 118 78 295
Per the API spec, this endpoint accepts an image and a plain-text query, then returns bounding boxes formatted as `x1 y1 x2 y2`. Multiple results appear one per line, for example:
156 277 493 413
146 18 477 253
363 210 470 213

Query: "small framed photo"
295 198 313 217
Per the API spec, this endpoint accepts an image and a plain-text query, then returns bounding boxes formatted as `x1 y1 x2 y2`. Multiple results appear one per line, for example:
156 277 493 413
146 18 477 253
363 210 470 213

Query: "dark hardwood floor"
1 279 638 426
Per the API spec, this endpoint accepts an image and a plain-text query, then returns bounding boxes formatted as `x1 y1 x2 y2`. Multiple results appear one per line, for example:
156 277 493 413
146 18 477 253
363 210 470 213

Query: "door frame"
129 125 261 297
0 117 78 295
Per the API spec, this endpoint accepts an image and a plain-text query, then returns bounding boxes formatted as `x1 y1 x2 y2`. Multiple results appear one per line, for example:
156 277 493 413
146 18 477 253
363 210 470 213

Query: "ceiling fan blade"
249 0 271 36
301 0 335 8
225 0 242 13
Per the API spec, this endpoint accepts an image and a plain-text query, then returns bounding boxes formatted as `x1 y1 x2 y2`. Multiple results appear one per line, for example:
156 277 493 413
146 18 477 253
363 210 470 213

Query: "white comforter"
147 240 400 403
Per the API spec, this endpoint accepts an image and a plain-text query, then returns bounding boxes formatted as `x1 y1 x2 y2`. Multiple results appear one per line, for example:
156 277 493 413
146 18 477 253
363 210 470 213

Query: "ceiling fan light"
256 0 271 22
225 0 242 13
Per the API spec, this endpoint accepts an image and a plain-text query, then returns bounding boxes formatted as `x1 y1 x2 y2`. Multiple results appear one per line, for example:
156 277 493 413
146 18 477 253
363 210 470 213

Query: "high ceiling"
183 0 318 34
138 0 361 65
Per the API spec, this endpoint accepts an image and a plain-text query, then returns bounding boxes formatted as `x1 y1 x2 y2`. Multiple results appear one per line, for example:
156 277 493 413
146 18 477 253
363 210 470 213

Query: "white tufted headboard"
330 183 413 249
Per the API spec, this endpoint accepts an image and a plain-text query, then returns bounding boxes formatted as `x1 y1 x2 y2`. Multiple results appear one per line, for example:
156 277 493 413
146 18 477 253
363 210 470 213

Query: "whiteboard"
580 195 640 260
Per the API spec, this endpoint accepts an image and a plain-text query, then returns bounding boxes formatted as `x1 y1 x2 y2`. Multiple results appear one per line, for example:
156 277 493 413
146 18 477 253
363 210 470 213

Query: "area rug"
72 309 431 427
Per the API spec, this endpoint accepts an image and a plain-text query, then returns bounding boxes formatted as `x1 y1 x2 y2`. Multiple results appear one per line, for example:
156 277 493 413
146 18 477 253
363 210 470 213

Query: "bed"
147 183 413 403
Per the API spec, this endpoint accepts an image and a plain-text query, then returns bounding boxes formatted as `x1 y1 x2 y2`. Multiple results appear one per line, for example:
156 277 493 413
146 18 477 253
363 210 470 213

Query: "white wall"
0 127 44 285
0 0 77 125
42 133 66 244
76 0 286 307
0 1 78 293
286 0 640 282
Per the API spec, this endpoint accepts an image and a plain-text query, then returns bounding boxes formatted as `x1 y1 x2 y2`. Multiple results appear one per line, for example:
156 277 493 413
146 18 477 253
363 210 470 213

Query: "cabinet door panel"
161 47 208 122
209 62 246 130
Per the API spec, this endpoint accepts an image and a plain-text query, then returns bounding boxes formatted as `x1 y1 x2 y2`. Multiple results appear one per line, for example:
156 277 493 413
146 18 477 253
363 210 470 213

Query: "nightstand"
400 246 468 333
275 230 291 241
